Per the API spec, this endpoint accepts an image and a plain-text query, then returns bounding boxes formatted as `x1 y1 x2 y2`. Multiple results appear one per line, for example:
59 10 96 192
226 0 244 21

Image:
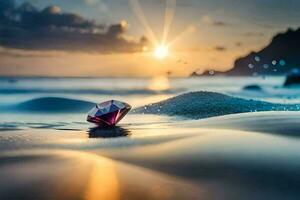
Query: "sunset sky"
1 0 300 77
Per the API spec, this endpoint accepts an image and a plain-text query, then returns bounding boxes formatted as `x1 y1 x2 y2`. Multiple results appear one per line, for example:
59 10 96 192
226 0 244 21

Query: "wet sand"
0 150 203 200
1 111 300 199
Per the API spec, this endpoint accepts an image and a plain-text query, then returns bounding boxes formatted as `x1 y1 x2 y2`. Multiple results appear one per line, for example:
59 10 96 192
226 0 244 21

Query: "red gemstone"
87 100 131 127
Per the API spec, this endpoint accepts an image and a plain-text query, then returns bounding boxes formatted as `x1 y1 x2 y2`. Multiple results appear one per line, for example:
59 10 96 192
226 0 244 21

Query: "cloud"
0 46 67 58
244 32 264 37
235 42 242 47
0 0 147 53
214 46 227 51
83 0 108 12
201 15 228 26
213 21 227 26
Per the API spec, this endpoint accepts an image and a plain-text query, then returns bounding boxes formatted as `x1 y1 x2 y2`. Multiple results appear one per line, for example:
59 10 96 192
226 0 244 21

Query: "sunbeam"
168 25 196 47
129 0 159 46
130 0 178 59
162 0 176 45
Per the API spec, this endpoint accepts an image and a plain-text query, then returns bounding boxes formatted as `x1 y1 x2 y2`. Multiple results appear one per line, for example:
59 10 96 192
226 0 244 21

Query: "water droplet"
279 59 286 66
209 70 215 75
263 64 269 69
248 64 254 69
272 60 277 65
254 56 260 62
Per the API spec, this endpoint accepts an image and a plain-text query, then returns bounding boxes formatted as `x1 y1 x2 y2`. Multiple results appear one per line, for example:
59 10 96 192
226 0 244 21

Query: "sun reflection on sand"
83 153 120 200
0 150 203 200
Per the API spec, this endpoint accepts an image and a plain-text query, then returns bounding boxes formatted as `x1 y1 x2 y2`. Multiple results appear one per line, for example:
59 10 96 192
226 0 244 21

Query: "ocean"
0 76 296 130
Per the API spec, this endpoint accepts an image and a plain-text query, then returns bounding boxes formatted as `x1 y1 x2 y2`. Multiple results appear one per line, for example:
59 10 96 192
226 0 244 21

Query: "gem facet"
87 100 131 127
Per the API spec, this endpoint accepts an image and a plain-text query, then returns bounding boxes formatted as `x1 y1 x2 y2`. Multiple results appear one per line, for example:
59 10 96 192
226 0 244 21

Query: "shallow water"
0 76 298 106
0 76 299 129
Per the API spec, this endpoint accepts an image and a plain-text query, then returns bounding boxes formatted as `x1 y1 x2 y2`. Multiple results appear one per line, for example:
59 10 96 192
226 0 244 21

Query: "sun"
154 45 169 59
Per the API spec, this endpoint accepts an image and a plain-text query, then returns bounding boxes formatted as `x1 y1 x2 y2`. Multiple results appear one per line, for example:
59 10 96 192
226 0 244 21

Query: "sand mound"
134 91 300 119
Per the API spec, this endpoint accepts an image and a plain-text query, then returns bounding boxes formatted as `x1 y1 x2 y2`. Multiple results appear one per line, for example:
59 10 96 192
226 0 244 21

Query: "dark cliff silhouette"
192 28 300 76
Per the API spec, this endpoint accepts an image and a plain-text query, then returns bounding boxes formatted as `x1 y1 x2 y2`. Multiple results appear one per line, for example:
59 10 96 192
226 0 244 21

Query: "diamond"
87 100 131 127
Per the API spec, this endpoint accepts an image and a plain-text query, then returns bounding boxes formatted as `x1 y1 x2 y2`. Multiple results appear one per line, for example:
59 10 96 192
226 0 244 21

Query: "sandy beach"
1 108 300 199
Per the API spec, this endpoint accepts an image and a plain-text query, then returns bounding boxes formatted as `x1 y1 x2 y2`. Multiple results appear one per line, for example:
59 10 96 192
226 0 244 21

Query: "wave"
0 88 181 95
8 97 94 113
133 91 300 119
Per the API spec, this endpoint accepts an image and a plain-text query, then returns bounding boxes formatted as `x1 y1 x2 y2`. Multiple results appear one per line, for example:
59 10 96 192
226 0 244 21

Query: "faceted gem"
87 100 131 127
